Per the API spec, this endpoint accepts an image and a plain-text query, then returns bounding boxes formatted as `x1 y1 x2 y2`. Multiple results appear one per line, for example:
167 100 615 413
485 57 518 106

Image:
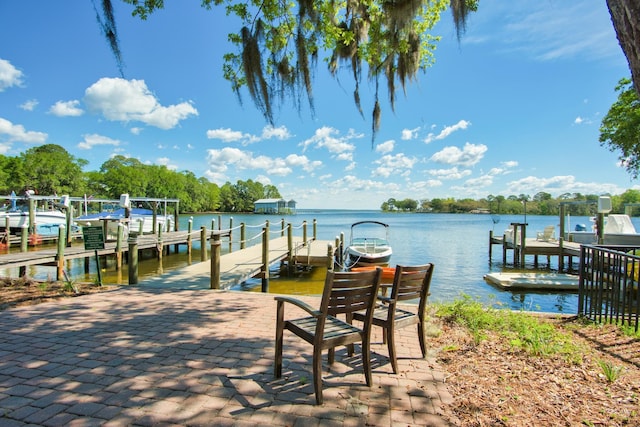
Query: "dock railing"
578 244 640 332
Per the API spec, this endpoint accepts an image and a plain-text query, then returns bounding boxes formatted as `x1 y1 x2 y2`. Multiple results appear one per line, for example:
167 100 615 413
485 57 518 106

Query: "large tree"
96 0 640 135
606 0 640 97
599 77 640 178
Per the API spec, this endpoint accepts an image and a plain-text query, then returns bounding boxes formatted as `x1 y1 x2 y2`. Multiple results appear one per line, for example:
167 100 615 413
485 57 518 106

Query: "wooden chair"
274 268 382 405
353 263 434 374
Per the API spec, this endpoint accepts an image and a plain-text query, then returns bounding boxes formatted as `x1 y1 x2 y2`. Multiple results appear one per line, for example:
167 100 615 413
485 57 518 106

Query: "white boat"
568 214 640 245
344 220 392 267
0 208 67 235
75 208 174 239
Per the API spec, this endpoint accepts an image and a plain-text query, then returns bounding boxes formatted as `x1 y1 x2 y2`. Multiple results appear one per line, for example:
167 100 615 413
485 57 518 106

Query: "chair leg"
313 346 323 405
418 321 427 358
362 335 372 387
328 347 335 365
274 301 284 378
386 325 398 374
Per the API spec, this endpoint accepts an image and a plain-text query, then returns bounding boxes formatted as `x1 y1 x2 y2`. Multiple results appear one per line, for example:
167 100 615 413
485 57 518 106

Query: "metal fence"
578 244 640 332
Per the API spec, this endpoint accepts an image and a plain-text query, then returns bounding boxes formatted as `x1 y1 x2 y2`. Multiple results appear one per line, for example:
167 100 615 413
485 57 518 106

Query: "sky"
0 1 636 209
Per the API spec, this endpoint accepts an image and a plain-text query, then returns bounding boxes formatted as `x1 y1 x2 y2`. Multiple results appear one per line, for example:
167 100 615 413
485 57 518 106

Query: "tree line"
381 190 640 216
0 144 281 213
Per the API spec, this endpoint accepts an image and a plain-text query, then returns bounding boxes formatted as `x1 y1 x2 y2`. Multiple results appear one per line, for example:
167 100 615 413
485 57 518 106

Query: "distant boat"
344 220 392 267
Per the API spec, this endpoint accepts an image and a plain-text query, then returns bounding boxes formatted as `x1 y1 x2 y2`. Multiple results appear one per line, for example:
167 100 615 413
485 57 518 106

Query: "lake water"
10 210 638 314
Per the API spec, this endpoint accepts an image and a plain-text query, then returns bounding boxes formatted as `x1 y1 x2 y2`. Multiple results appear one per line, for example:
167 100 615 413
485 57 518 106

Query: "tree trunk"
607 0 640 96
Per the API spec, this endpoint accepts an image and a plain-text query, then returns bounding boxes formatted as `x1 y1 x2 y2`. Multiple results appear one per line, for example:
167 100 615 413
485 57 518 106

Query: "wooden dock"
489 223 582 270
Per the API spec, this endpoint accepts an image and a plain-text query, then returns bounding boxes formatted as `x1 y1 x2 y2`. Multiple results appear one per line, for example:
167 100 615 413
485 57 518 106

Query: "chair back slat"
322 269 382 316
392 264 434 304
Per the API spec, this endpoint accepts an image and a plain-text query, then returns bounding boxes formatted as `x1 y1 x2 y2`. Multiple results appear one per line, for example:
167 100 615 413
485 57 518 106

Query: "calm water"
8 210 639 314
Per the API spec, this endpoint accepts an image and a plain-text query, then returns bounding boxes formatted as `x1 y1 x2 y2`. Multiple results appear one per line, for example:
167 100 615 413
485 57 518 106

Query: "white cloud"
20 99 38 111
49 100 84 117
206 125 291 145
84 77 198 129
156 157 177 170
506 175 622 196
373 153 418 178
375 140 395 154
401 127 420 140
205 147 322 183
427 167 472 180
77 133 121 150
424 120 470 144
130 127 143 135
261 125 292 140
0 117 47 143
0 58 23 91
300 126 360 159
430 142 487 167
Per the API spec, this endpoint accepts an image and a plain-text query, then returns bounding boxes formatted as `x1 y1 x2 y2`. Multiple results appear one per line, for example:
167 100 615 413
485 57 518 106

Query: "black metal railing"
578 244 640 332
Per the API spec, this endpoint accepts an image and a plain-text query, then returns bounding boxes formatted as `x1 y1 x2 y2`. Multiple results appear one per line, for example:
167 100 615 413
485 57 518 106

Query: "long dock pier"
0 219 334 289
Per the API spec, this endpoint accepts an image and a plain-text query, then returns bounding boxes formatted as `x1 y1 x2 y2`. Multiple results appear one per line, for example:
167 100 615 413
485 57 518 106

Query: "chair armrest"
377 295 395 304
274 296 322 317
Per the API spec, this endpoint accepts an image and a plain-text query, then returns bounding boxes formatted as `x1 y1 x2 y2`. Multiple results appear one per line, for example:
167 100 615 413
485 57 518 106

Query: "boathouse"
253 198 296 214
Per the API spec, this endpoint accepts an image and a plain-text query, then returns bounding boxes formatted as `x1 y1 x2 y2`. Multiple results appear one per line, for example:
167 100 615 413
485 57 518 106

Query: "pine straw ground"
0 278 639 426
430 311 640 427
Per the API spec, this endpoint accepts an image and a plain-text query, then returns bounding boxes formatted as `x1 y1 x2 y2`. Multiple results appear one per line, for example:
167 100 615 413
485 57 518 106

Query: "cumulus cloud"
505 175 622 197
84 77 198 129
424 120 470 143
77 133 121 150
49 100 84 117
373 153 418 178
20 99 38 111
0 117 47 143
300 126 361 161
206 125 291 145
205 147 320 183
427 167 472 180
401 127 420 140
0 59 23 91
156 157 177 170
430 142 487 166
375 140 395 154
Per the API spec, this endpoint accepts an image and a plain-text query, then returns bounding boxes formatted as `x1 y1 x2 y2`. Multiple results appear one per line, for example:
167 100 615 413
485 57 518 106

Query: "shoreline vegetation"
380 190 640 215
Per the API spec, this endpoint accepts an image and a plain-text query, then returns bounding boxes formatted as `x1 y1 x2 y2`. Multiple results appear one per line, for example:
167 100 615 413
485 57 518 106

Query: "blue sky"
0 1 635 209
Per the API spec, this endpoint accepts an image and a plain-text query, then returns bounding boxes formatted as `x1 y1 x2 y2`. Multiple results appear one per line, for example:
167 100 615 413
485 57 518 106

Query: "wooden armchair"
274 268 382 405
353 264 434 374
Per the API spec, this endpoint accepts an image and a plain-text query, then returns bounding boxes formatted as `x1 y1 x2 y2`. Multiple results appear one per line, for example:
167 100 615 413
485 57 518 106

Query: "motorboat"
75 207 174 239
567 214 640 245
0 192 67 235
344 220 392 267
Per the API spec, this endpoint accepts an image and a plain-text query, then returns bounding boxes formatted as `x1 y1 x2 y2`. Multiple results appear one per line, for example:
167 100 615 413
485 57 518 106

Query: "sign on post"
82 226 105 250
82 226 104 285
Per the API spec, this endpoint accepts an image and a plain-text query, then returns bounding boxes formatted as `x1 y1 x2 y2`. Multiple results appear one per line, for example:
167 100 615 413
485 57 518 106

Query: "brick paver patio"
0 286 453 426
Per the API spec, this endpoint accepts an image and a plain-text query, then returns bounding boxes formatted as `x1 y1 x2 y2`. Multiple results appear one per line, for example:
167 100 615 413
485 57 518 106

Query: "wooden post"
340 232 344 266
313 219 317 241
115 223 124 270
327 244 334 270
281 218 285 237
157 226 163 260
28 197 35 236
240 223 246 250
128 235 138 285
520 223 527 266
228 217 233 253
56 225 66 280
65 208 72 246
261 225 269 292
200 226 208 261
152 202 158 235
287 223 293 274
489 230 493 259
334 237 340 268
187 218 193 255
302 221 307 247
20 224 27 252
210 232 221 289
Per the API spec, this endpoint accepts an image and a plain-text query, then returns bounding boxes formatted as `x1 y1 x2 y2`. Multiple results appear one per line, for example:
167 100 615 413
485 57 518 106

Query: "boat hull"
0 211 67 235
345 246 392 266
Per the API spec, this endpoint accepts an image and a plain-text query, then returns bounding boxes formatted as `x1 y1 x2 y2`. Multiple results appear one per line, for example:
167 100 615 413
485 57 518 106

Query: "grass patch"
434 294 585 364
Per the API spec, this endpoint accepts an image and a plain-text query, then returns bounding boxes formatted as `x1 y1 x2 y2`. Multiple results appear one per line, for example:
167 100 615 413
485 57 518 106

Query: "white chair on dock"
536 226 556 242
